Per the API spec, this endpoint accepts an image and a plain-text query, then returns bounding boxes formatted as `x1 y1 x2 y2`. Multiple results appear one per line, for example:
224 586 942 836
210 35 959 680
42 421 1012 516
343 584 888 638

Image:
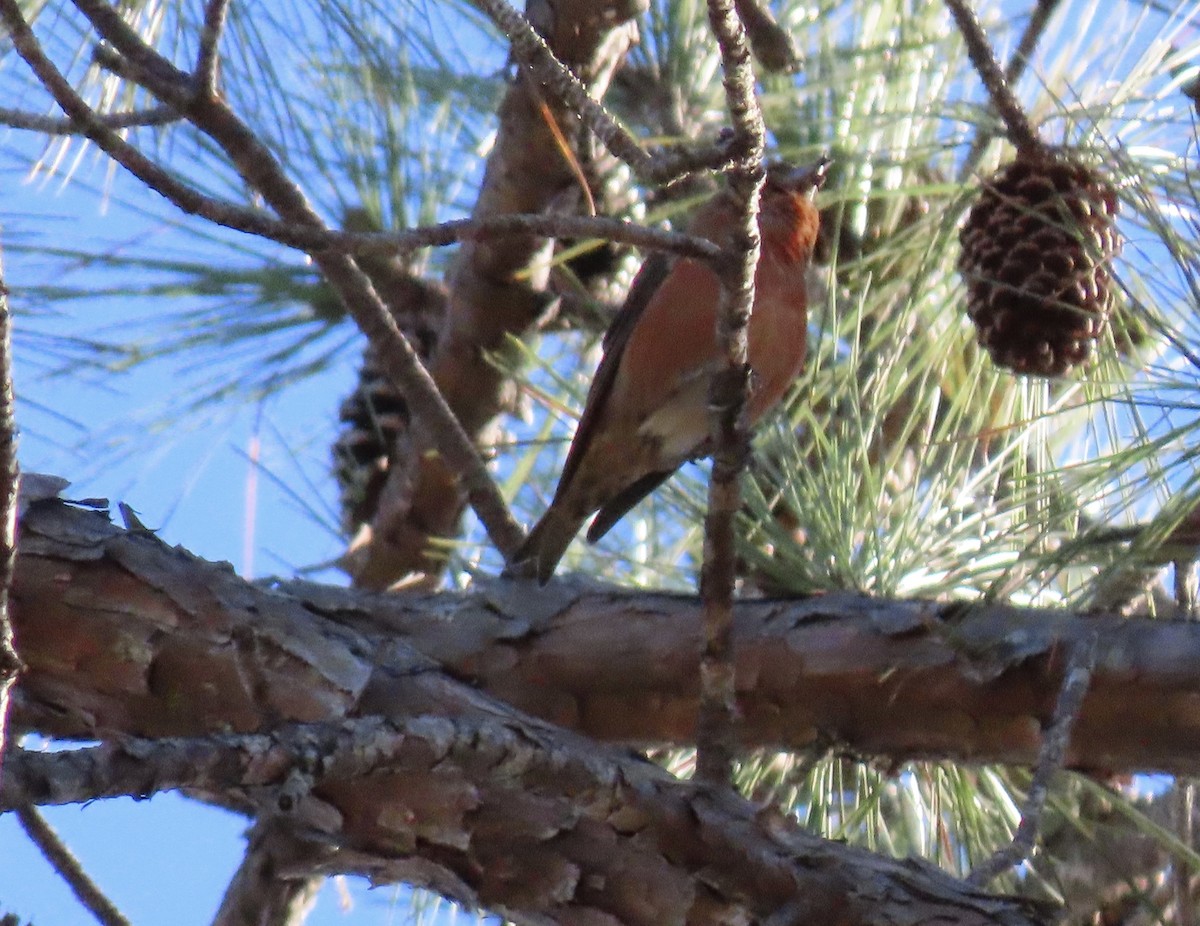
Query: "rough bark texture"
211 820 323 926
6 495 1059 926
347 0 644 590
14 497 1200 777
4 719 1054 926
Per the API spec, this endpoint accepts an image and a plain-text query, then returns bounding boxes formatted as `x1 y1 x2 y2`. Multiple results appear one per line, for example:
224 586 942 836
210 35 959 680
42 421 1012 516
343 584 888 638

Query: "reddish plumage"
508 161 828 583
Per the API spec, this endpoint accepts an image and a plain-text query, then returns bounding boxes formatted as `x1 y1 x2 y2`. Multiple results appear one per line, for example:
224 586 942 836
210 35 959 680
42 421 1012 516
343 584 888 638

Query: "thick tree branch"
3 715 1051 926
14 495 1200 778
3 496 1062 926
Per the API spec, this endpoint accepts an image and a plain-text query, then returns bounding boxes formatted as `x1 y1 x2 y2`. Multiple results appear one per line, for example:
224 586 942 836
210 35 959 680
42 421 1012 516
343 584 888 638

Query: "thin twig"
695 0 766 789
967 635 1096 886
195 0 232 99
15 806 133 926
0 249 20 777
960 0 1063 177
75 0 193 89
0 103 179 133
943 0 1041 154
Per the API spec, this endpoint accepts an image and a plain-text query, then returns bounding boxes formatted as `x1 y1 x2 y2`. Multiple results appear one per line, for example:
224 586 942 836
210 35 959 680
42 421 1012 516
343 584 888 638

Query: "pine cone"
959 150 1119 377
333 349 415 535
330 209 446 535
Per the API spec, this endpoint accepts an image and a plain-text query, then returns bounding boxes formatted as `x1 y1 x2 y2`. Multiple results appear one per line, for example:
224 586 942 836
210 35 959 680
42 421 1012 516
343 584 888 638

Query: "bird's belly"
637 372 712 464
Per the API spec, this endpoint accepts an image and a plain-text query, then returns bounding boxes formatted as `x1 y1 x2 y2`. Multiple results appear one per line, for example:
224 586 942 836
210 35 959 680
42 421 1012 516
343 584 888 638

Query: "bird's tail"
504 506 585 585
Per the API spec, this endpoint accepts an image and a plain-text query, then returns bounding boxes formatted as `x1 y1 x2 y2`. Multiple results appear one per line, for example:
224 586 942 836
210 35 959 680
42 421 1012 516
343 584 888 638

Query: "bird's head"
759 156 830 263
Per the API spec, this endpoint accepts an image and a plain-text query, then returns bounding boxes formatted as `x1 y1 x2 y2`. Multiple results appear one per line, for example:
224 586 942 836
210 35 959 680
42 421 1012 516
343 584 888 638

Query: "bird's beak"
800 155 832 200
771 155 833 200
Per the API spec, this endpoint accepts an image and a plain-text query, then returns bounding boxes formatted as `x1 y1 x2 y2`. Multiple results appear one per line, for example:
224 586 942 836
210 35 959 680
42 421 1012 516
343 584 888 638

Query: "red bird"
508 160 828 583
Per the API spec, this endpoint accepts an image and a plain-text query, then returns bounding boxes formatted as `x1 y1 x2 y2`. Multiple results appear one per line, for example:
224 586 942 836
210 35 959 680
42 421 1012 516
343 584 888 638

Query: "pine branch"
2 719 1052 926
0 248 19 774
968 635 1096 885
696 0 767 788
15 806 132 926
943 0 1041 154
18 495 1200 777
195 0 232 99
0 104 180 133
960 0 1064 176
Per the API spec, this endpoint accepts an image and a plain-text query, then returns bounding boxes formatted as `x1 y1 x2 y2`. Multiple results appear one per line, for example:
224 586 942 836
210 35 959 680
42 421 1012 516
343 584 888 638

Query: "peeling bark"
2 495 1067 925
15 497 1200 777
3 715 1054 926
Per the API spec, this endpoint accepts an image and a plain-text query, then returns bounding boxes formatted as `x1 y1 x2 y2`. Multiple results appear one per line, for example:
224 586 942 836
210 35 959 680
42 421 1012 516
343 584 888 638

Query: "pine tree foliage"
5 0 1200 921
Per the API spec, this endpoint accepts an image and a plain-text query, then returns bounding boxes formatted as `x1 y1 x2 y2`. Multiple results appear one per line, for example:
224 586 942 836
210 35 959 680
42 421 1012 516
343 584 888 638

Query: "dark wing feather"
585 469 674 543
555 251 673 495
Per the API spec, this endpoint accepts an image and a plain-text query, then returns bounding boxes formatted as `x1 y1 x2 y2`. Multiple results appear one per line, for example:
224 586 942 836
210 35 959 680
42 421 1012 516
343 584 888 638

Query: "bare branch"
733 0 799 73
959 0 1063 176
968 636 1097 886
72 0 193 89
0 249 19 772
15 806 132 926
0 103 179 133
195 0 232 99
695 0 767 787
943 0 1041 154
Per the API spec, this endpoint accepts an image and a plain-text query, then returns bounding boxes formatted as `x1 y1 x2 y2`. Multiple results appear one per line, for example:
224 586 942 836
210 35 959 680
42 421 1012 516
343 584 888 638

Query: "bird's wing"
556 251 673 494
585 468 675 543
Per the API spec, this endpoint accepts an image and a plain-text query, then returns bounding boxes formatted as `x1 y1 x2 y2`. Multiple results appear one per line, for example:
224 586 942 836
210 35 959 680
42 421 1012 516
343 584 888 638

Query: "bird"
506 159 829 584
